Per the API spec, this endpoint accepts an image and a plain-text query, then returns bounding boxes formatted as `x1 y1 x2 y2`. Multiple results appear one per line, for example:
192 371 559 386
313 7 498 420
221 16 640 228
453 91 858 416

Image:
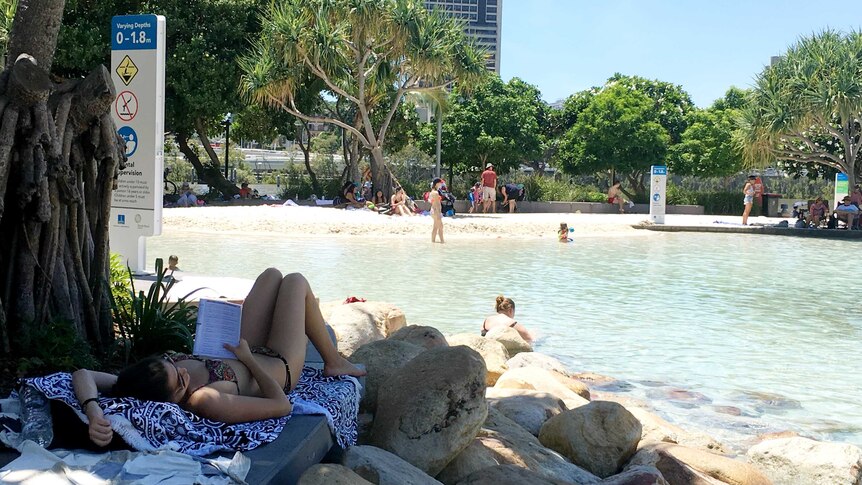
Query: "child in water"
558 223 573 242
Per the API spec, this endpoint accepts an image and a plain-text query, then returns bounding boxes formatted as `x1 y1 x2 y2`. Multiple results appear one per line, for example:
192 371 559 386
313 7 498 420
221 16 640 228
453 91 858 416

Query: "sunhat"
486 163 493 168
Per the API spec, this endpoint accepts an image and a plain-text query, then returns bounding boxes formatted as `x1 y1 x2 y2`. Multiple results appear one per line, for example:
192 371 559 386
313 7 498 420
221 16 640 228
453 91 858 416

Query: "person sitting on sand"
558 223 573 242
72 269 366 447
177 183 198 207
607 181 632 214
807 197 828 227
239 182 252 199
390 186 413 216
481 296 533 342
372 190 387 206
167 255 181 272
337 182 366 209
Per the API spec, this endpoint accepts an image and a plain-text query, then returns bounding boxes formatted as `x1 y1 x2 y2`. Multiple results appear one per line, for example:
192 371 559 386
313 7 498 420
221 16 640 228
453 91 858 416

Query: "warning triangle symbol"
116 55 138 86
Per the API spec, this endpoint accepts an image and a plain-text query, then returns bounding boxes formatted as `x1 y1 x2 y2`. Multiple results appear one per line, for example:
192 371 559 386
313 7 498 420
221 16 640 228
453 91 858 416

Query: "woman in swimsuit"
481 296 534 342
429 178 445 243
73 268 366 447
390 186 413 216
742 175 756 225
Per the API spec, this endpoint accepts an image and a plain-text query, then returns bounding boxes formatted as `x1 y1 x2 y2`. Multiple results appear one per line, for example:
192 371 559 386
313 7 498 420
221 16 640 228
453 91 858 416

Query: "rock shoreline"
301 300 862 485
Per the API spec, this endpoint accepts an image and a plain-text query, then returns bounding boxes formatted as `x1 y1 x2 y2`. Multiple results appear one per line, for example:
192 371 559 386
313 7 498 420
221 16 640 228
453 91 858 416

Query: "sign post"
834 173 849 206
109 14 166 273
649 165 667 224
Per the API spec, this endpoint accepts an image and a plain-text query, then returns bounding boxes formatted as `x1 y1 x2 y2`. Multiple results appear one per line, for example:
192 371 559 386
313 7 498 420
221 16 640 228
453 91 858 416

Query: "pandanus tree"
240 0 487 199
0 0 125 353
739 30 862 187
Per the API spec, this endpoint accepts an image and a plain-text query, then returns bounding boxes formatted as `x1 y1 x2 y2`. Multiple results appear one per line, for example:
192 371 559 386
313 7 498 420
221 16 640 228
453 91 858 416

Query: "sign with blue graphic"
110 14 166 272
649 165 667 224
117 126 138 156
112 15 159 50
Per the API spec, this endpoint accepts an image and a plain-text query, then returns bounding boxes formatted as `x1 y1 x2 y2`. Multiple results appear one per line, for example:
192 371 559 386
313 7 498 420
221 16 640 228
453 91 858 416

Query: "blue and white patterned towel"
26 366 359 456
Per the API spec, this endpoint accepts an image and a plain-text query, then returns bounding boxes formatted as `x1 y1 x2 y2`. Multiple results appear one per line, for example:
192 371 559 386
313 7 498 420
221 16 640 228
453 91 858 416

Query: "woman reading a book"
72 269 366 447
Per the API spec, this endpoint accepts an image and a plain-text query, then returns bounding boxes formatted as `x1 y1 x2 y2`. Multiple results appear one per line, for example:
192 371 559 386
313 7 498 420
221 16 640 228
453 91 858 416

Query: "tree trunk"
369 146 399 200
192 117 238 198
0 0 124 354
175 129 237 199
295 121 321 196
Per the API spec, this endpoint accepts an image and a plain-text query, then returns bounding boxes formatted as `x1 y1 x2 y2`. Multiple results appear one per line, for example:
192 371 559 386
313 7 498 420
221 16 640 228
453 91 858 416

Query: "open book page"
193 299 242 359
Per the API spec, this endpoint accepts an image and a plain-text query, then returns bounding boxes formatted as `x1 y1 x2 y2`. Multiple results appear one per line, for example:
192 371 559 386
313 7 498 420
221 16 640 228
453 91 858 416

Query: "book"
193 299 242 359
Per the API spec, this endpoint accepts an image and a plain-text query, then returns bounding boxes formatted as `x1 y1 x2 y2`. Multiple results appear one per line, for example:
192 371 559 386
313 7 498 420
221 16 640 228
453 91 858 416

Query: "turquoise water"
148 231 862 448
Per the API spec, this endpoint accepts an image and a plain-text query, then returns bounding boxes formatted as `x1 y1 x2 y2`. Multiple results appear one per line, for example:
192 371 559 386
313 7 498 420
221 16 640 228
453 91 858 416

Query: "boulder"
624 406 727 453
349 339 426 413
342 445 443 485
328 305 386 357
437 407 600 485
370 346 488 476
454 464 573 485
484 326 532 355
629 443 771 485
446 334 509 385
339 301 406 336
495 366 590 408
297 464 374 485
388 325 449 349
539 401 642 478
505 352 571 376
746 436 862 485
485 388 566 436
601 466 669 485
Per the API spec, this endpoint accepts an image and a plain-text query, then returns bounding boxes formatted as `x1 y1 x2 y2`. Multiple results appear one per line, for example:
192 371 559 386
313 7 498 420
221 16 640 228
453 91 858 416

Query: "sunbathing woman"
73 269 366 447
481 296 534 342
390 186 413 216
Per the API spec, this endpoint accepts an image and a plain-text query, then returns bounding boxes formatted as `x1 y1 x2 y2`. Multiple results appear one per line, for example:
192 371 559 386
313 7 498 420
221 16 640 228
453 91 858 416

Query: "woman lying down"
72 268 366 447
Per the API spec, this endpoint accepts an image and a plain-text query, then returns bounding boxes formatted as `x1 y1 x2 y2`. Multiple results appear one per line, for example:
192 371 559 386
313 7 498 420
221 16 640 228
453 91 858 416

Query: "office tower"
423 0 502 73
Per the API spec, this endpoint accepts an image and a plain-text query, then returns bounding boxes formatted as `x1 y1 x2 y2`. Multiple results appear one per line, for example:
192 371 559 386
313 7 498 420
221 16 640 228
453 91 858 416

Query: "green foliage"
111 258 200 365
388 144 435 198
311 132 340 155
505 175 605 203
0 0 16 59
558 83 670 179
668 89 748 177
422 76 545 176
16 319 97 376
739 29 862 186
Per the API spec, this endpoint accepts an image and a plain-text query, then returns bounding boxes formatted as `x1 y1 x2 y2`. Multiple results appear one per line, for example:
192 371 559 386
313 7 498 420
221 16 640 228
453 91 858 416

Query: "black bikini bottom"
250 346 292 391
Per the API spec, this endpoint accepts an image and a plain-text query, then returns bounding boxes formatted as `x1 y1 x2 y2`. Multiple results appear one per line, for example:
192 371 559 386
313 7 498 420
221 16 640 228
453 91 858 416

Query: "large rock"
485 388 566 436
495 366 590 408
624 406 727 453
342 445 443 485
328 305 386 357
505 352 571 376
601 466 669 485
297 464 374 485
629 443 771 485
484 326 532 355
369 346 488 476
437 407 600 485
447 334 509 385
328 301 407 346
746 436 862 485
454 464 572 484
349 339 426 414
388 325 449 349
539 401 642 478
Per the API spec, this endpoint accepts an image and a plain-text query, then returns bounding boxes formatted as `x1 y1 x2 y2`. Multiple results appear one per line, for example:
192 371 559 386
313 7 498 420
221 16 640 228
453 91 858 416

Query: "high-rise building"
423 0 503 73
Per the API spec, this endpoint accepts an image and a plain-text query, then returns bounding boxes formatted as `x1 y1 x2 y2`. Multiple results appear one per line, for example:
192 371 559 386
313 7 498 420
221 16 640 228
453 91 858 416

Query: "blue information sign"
112 15 159 50
652 165 667 175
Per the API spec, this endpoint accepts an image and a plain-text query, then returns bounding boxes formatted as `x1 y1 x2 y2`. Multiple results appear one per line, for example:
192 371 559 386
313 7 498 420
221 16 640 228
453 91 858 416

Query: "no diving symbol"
115 91 138 122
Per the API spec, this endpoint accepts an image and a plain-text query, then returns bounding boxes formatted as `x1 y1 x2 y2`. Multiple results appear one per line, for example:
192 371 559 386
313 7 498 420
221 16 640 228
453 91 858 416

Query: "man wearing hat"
177 182 198 207
480 163 497 213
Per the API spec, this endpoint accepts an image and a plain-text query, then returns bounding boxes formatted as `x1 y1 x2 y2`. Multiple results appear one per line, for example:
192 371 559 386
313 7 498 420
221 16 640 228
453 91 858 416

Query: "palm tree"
739 30 862 188
240 0 487 198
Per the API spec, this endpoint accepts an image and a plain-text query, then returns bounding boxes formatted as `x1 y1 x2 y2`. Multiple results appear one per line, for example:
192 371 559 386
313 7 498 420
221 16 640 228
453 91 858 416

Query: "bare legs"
241 268 365 391
742 202 753 225
431 214 445 243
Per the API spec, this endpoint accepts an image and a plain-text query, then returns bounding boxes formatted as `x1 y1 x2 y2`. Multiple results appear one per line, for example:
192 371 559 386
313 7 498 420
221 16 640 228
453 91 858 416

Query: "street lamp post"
223 112 233 180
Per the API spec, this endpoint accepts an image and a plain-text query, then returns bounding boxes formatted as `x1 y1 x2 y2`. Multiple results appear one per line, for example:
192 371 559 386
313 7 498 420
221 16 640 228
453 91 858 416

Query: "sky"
500 0 862 107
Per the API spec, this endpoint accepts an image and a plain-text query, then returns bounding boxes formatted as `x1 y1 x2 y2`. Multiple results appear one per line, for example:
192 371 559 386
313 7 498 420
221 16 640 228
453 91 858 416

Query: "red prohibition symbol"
115 91 138 122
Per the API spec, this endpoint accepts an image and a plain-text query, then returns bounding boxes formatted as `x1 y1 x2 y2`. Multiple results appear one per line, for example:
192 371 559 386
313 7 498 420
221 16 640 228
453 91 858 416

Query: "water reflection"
148 231 862 446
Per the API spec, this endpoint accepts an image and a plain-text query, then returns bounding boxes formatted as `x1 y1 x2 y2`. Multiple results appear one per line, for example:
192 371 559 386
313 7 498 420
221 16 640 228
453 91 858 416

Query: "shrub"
16 318 97 376
111 258 201 365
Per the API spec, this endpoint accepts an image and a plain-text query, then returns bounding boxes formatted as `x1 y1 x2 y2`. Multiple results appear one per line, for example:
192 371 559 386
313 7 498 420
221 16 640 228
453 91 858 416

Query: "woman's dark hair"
432 178 443 188
112 356 173 402
495 295 515 313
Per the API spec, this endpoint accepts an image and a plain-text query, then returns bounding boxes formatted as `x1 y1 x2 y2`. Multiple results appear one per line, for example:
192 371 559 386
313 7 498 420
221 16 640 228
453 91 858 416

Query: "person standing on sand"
742 175 756 225
480 163 497 214
430 178 445 243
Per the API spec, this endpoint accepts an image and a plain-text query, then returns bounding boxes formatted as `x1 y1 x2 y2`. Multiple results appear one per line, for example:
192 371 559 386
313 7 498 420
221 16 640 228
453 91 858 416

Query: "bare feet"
324 356 367 378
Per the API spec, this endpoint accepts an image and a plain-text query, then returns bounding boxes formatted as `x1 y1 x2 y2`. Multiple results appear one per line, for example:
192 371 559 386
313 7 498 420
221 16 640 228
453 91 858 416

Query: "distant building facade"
423 0 503 73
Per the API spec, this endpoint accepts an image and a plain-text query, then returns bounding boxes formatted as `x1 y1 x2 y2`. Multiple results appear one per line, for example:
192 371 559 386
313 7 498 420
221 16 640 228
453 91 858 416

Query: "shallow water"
148 231 862 448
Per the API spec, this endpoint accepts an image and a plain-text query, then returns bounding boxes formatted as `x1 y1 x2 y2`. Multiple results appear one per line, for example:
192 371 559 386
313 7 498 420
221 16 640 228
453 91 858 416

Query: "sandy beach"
162 205 779 239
